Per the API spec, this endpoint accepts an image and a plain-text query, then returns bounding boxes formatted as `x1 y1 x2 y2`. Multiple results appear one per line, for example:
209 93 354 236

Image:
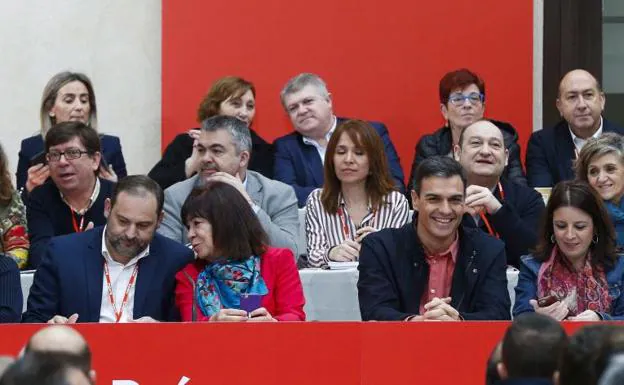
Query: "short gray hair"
575 132 624 182
200 115 252 154
280 72 330 108
40 71 98 136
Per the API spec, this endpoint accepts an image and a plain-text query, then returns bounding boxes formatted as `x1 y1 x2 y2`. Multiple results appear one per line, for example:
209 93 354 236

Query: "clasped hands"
209 307 276 322
328 226 377 262
463 185 502 216
47 313 160 323
408 297 460 322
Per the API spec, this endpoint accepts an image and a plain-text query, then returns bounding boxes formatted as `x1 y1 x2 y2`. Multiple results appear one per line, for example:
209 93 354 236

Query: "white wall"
0 0 161 181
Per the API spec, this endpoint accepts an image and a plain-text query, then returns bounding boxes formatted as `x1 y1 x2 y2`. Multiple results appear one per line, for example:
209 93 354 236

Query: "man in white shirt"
526 69 624 187
273 72 405 206
22 175 194 323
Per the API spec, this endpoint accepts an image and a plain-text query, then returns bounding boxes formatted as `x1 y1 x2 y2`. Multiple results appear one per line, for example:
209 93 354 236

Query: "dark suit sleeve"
273 138 316 207
504 141 527 186
526 132 554 187
106 136 127 179
490 190 545 267
22 247 60 323
460 246 511 320
25 188 55 269
512 259 538 317
375 123 405 194
357 236 411 321
0 257 23 323
249 131 275 179
148 134 193 190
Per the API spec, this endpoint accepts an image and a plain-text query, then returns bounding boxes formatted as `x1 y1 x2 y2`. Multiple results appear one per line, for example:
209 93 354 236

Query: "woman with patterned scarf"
0 142 29 269
514 180 624 321
174 181 305 322
575 133 624 252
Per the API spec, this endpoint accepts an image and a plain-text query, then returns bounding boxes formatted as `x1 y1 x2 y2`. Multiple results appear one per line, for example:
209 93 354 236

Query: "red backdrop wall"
0 322 588 385
162 1 533 180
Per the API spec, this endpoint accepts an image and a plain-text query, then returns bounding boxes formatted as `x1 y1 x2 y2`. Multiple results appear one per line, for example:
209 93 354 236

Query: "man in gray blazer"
158 115 300 256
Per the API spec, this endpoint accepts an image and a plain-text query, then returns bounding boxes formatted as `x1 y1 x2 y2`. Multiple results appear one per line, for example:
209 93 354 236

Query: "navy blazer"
22 227 194 323
16 133 127 191
526 119 624 187
273 117 405 207
461 178 545 267
357 219 511 321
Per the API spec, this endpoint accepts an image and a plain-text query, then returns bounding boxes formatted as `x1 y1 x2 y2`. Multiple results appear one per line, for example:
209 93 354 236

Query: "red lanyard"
103 261 139 323
479 182 505 238
337 206 376 239
70 208 85 233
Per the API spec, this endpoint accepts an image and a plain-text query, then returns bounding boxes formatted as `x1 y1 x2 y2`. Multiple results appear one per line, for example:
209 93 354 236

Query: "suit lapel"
85 229 105 322
297 135 325 186
133 247 159 318
450 231 478 311
245 172 264 207
554 122 577 181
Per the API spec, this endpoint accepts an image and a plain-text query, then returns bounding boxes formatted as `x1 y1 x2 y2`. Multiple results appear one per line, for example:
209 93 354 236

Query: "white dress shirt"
568 117 603 154
301 116 337 164
99 226 150 323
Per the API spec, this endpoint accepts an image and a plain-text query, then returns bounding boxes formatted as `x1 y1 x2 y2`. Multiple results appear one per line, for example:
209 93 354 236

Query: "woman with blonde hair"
149 76 273 189
16 71 127 193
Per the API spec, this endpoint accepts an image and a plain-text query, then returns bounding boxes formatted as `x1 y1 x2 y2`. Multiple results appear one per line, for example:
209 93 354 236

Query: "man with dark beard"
22 175 193 323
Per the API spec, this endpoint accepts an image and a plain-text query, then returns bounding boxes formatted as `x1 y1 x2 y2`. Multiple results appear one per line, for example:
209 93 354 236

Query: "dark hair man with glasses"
25 121 114 268
408 68 526 199
526 69 624 187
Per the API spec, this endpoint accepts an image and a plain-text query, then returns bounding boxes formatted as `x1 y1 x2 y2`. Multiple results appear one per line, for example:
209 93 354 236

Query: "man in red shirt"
357 156 510 321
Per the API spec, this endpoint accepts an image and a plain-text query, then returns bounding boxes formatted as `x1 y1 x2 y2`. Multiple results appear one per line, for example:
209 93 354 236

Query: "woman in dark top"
149 76 274 190
16 71 127 193
0 255 22 323
408 68 526 195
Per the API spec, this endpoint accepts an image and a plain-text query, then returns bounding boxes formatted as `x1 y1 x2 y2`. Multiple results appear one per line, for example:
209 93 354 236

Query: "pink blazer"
175 247 306 321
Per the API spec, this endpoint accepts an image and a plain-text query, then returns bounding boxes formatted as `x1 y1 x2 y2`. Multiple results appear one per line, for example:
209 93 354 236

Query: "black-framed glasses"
448 92 485 106
46 148 90 162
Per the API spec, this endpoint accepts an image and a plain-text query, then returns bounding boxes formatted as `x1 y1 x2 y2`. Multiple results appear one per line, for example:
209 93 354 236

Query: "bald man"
526 69 624 187
25 326 92 379
455 120 545 267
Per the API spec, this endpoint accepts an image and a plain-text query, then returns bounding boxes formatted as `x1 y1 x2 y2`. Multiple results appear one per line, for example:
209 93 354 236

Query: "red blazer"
175 247 306 321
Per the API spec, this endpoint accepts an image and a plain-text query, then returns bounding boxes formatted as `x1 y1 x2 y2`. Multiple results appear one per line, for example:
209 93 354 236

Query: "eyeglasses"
448 92 485 106
46 148 90 162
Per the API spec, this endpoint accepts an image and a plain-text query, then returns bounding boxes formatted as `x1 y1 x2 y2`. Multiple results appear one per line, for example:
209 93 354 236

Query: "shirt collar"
301 115 337 147
60 178 101 215
338 192 373 212
568 116 603 153
100 225 150 266
425 233 459 263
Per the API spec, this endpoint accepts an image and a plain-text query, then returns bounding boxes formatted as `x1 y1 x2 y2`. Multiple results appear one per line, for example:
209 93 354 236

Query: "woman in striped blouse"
305 120 410 268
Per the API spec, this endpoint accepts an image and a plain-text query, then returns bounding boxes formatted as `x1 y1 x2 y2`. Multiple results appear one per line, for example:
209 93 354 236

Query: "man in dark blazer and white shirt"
357 156 510 321
526 69 624 187
22 176 193 323
158 115 299 256
273 73 405 207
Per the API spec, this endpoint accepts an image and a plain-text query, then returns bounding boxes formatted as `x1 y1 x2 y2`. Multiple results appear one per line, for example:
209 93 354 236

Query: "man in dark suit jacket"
22 176 193 323
526 69 624 187
357 156 510 321
274 73 405 207
455 120 545 267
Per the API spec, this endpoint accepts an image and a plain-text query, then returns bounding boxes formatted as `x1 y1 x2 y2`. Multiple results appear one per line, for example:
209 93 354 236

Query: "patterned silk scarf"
537 246 611 316
195 255 268 317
